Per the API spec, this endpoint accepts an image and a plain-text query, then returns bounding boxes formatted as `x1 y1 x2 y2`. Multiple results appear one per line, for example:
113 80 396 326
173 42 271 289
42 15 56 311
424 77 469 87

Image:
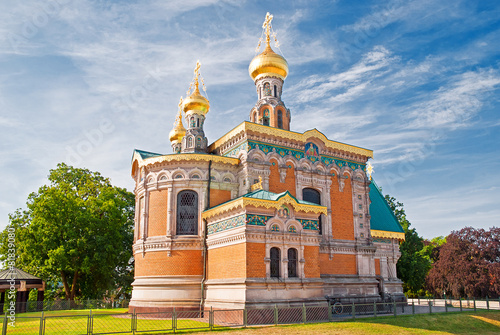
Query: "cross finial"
262 12 273 47
193 60 201 90
178 96 183 111
366 161 374 180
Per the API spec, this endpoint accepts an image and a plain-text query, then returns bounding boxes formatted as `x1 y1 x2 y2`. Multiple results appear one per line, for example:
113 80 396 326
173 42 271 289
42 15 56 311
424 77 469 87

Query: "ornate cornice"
202 192 328 220
371 229 405 241
133 153 240 170
208 122 373 158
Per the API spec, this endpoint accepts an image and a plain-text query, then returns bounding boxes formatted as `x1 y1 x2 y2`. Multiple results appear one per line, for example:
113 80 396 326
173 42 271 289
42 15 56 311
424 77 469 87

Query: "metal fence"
8 299 130 313
3 299 498 334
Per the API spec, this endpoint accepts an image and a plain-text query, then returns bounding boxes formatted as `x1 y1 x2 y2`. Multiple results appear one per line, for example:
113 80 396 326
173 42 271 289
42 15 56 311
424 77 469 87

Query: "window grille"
270 247 280 278
176 190 198 235
288 248 298 278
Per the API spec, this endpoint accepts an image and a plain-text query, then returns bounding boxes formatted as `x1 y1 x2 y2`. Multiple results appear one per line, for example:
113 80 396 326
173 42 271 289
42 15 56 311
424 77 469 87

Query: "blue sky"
1 0 499 239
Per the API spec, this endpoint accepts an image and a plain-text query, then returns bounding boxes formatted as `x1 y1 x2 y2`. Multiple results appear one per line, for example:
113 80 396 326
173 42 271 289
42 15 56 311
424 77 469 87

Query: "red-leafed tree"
426 227 500 298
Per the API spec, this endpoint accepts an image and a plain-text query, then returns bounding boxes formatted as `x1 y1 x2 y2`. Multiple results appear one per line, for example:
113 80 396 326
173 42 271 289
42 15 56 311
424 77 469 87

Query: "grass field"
5 309 500 334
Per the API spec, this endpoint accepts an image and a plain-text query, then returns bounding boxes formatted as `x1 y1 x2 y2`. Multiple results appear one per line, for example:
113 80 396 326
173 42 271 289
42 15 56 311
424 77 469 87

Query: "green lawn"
4 309 499 334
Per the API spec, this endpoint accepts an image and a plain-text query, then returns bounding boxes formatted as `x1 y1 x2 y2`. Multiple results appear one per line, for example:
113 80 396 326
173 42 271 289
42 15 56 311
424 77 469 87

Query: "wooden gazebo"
0 267 45 313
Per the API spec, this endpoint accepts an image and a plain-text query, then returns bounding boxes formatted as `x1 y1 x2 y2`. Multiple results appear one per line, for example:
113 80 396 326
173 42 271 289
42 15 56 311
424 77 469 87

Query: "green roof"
133 149 162 160
242 189 319 205
369 181 405 234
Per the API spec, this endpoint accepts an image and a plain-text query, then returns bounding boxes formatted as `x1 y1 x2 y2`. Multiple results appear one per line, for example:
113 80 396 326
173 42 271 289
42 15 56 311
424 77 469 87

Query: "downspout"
200 160 212 314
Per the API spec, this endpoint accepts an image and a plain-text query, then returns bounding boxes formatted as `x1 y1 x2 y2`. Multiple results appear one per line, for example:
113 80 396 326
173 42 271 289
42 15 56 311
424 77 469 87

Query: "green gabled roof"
133 149 162 161
369 180 405 238
242 189 318 206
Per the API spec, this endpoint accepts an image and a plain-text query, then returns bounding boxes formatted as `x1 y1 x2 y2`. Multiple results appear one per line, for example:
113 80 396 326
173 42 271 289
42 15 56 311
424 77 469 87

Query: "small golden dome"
169 103 186 144
182 61 210 115
182 85 210 116
249 44 288 82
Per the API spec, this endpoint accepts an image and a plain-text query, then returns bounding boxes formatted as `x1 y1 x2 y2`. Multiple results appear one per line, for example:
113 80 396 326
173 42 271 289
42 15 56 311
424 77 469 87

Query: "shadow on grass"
356 311 500 334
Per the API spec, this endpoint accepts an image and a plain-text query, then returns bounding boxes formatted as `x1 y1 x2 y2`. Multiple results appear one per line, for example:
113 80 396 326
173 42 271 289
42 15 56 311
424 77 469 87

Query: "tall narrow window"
197 118 200 127
302 188 322 234
176 190 198 235
288 248 298 278
274 85 277 97
270 247 280 278
263 118 269 126
277 110 283 129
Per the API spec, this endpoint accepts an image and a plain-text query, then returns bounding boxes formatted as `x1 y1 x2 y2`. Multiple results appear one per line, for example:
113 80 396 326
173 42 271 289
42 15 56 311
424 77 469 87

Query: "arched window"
277 110 283 129
270 247 280 278
288 248 298 278
302 188 322 234
187 136 193 147
274 85 277 97
176 190 198 235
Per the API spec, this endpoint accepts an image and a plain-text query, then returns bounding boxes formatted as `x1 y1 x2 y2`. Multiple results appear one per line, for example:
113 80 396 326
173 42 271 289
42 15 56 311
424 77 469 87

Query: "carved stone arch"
189 168 204 180
341 166 353 178
131 160 140 178
267 151 285 165
146 172 156 184
221 173 235 183
248 149 266 162
267 217 284 232
313 160 327 174
172 168 187 180
158 171 170 181
284 158 298 170
210 170 221 182
329 164 341 177
237 149 248 163
299 158 314 172
286 219 302 233
353 167 366 181
305 137 326 154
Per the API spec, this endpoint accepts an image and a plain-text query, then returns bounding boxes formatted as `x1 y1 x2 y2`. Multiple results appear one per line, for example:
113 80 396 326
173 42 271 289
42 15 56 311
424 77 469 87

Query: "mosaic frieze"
245 141 364 171
298 219 319 230
207 214 246 235
246 214 272 226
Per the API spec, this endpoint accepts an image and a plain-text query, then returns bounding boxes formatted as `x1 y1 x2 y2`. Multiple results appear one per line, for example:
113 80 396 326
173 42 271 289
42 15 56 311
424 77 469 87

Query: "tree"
426 227 500 298
385 195 431 295
0 163 135 301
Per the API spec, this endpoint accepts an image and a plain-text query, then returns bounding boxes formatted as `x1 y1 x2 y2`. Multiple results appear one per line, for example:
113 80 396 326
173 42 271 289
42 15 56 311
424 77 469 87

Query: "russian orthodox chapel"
129 13 405 312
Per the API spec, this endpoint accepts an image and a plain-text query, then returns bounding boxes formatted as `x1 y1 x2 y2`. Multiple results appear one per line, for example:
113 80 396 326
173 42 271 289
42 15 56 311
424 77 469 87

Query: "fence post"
445 300 448 313
209 306 213 331
393 301 397 317
328 302 333 322
302 303 306 323
429 301 432 314
173 307 176 333
39 311 44 335
132 308 136 335
2 313 7 335
412 301 415 315
486 296 489 310
274 305 278 325
373 301 377 317
87 309 92 335
243 307 247 328
473 298 476 312
351 302 355 319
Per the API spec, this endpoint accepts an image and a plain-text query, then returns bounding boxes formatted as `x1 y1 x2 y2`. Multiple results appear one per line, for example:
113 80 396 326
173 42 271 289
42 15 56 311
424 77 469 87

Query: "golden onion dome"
169 108 186 144
249 44 288 82
182 85 210 116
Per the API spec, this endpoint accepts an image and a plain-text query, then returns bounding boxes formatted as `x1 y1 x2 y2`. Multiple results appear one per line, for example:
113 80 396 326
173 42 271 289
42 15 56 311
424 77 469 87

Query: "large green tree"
0 163 134 300
385 195 431 295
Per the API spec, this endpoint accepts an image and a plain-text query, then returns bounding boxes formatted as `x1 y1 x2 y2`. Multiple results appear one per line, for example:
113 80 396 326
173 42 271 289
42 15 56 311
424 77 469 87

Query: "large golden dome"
249 44 288 82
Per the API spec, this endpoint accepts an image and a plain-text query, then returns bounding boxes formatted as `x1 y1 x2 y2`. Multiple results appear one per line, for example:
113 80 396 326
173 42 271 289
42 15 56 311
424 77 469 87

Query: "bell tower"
180 61 210 153
248 13 291 130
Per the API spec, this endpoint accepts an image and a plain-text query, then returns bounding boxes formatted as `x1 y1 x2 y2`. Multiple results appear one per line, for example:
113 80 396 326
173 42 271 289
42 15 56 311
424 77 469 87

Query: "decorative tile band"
373 238 392 244
298 219 319 230
246 214 272 226
207 214 246 235
235 141 365 171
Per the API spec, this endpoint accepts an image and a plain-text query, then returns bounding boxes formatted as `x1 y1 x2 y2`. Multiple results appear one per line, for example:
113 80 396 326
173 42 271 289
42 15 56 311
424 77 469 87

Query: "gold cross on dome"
366 161 374 180
178 96 183 111
262 12 273 46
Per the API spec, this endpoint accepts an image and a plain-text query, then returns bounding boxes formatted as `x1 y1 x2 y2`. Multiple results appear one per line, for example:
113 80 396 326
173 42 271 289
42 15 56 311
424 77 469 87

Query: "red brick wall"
209 189 232 208
135 250 202 277
207 243 246 279
148 190 167 237
247 243 266 278
319 253 357 275
269 159 296 196
304 246 321 278
329 173 355 240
